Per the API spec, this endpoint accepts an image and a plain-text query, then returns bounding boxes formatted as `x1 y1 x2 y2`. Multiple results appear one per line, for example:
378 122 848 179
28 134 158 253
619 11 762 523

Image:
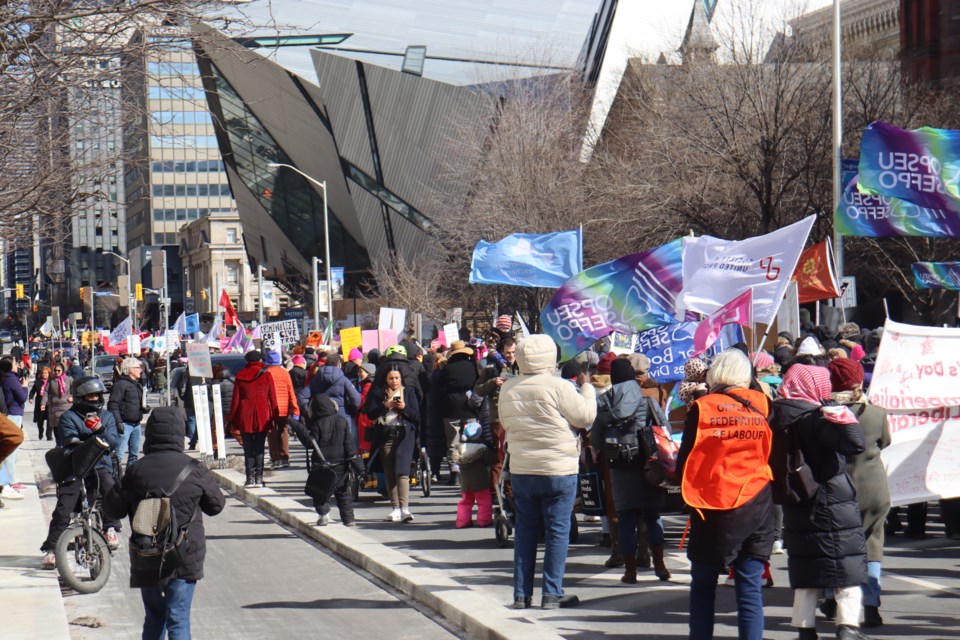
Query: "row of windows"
148 85 206 100
149 135 219 149
151 111 212 125
76 140 117 151
152 207 232 221
151 160 224 173
154 232 178 245
151 183 231 197
148 61 199 77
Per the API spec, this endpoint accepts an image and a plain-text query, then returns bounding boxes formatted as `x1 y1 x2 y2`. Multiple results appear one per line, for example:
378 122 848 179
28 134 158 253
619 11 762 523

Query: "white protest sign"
379 307 406 342
609 331 636 355
165 331 179 354
259 320 301 351
191 384 214 457
211 383 226 457
442 322 460 344
186 343 214 379
126 334 141 355
870 319 960 504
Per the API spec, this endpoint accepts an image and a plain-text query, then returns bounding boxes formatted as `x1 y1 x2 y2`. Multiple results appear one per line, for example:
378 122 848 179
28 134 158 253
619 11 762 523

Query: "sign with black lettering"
259 320 300 350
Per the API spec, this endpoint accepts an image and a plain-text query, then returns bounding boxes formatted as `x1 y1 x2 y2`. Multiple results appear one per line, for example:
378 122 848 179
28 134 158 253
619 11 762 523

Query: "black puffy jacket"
103 407 225 588
772 399 867 589
295 394 362 473
439 353 478 421
108 375 144 426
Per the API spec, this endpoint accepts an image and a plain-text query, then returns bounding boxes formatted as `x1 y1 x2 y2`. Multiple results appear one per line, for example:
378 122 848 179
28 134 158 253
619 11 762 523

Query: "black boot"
798 628 818 640
244 459 256 488
862 606 883 628
819 598 837 620
836 625 873 640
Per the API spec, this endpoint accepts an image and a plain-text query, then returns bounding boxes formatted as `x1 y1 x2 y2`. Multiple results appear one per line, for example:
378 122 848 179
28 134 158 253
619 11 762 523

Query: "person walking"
228 351 278 489
828 357 891 629
499 334 597 610
46 361 73 446
108 357 147 467
677 349 775 640
439 340 479 485
30 366 52 440
0 357 28 499
591 358 669 584
772 363 870 640
103 406 225 639
263 350 299 469
363 365 420 522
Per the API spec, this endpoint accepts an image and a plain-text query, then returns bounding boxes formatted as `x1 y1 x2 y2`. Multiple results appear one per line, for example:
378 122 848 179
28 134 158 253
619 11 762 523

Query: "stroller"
349 429 432 501
493 452 579 548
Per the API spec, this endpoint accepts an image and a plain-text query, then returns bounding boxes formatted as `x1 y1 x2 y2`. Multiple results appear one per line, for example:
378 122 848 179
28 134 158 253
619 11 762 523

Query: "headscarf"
679 357 709 406
779 364 832 404
828 358 864 392
751 351 774 370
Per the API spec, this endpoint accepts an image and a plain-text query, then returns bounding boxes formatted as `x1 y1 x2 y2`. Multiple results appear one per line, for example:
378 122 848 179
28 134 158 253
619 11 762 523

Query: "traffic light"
32 304 38 312
200 288 207 301
135 283 143 301
80 287 86 301
186 289 192 298
15 284 24 299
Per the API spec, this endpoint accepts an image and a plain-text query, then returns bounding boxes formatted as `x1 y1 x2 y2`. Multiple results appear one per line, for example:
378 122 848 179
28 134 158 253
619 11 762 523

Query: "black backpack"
602 412 643 469
129 459 199 582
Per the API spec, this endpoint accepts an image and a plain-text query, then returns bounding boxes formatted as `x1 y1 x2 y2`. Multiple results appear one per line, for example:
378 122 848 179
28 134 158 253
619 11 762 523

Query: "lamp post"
267 163 333 340
101 250 135 337
257 264 265 325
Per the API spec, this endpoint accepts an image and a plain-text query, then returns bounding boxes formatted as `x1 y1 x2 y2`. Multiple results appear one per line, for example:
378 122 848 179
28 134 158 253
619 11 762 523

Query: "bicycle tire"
420 468 431 497
55 525 111 594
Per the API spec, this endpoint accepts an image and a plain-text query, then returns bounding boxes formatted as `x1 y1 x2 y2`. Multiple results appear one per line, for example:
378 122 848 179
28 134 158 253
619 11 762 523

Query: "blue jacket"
308 366 360 418
1 371 28 416
59 407 120 472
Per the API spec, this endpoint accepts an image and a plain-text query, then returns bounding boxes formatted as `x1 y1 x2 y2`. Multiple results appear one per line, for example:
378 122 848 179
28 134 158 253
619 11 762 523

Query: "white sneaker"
1 486 24 500
772 540 784 555
316 514 330 527
105 527 120 550
385 508 402 522
401 509 414 523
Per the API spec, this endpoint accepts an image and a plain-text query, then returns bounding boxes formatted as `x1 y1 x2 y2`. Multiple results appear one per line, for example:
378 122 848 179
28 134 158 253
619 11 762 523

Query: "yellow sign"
135 283 143 301
81 331 93 346
339 327 362 357
15 284 24 299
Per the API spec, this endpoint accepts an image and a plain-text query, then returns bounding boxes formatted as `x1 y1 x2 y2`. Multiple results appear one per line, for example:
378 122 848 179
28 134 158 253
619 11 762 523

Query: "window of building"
226 227 238 243
225 260 240 285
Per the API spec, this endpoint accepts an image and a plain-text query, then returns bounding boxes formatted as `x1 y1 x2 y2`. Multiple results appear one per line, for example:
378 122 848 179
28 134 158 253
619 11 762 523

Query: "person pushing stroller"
291 393 364 526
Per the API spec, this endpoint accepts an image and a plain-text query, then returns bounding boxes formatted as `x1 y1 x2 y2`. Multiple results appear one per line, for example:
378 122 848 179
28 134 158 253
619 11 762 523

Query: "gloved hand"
116 421 125 436
351 457 365 476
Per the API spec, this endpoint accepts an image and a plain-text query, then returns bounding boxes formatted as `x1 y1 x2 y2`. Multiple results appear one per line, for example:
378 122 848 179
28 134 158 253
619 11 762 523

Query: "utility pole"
257 264 265 325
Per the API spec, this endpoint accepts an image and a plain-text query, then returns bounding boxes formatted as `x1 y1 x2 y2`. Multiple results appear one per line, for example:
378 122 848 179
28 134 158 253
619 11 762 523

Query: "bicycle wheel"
55 525 111 594
420 466 431 497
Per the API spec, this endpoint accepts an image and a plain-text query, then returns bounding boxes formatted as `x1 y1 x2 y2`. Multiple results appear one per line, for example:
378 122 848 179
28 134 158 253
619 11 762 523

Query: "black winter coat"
772 399 867 589
439 353 479 421
103 407 225 588
297 394 363 473
372 354 423 404
108 375 144 426
365 385 420 467
590 381 665 513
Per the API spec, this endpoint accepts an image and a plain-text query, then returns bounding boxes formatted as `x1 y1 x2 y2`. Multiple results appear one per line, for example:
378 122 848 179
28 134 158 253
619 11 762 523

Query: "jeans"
185 413 197 448
140 578 197 640
511 473 577 599
617 508 664 556
117 423 142 465
863 560 882 607
690 557 764 640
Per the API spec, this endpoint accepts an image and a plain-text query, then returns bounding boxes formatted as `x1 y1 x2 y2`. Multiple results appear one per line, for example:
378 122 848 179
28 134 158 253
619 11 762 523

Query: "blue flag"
184 313 200 334
469 229 582 288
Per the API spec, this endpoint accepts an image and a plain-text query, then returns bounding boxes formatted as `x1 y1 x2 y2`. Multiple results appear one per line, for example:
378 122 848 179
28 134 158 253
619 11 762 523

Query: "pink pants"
457 489 493 528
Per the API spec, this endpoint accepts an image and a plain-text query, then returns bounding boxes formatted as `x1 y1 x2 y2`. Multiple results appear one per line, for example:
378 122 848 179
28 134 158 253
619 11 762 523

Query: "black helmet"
72 376 107 397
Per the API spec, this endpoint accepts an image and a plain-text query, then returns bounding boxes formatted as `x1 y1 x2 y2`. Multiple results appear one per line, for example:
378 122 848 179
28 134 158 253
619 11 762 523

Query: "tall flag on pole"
912 262 960 290
793 240 840 303
219 289 241 328
470 229 583 288
541 239 683 361
692 289 753 356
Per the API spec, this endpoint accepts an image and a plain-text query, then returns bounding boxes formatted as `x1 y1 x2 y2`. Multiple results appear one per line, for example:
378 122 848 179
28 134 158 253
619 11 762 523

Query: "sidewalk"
212 458 698 640
0 431 72 639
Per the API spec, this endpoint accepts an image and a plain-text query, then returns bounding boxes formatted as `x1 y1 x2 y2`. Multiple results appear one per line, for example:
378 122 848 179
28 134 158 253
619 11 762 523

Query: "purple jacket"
2 371 28 416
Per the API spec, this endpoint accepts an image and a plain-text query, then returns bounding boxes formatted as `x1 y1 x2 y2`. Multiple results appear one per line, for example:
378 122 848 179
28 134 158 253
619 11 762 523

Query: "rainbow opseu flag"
913 262 960 290
541 239 683 361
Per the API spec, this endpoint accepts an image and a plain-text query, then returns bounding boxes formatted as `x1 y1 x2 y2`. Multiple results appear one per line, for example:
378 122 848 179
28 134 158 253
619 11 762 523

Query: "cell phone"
85 412 99 421
393 395 401 402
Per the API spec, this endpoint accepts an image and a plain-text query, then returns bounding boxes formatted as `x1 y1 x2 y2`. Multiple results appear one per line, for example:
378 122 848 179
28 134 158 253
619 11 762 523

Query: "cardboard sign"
442 323 459 345
259 320 301 350
340 327 362 357
186 343 214 379
379 307 406 342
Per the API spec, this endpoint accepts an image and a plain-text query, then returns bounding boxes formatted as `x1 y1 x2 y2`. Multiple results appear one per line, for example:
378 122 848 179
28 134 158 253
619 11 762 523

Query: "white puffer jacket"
500 335 597 476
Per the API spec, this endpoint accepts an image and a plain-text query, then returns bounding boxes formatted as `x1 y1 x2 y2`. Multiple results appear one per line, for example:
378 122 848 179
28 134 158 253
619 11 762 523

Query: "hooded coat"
308 365 360 418
499 335 596 477
439 352 479 421
59 405 121 473
300 394 363 473
771 398 867 588
228 362 277 434
103 407 225 587
590 380 665 512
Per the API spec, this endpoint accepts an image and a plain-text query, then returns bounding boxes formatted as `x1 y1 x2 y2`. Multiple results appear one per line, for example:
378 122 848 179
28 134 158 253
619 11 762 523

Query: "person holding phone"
364 365 420 522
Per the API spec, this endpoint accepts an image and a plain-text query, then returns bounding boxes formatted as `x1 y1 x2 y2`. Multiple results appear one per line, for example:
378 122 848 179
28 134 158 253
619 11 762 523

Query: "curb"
213 467 565 640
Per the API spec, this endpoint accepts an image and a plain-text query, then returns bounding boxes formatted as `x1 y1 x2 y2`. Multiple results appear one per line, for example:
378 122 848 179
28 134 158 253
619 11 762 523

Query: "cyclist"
41 376 121 568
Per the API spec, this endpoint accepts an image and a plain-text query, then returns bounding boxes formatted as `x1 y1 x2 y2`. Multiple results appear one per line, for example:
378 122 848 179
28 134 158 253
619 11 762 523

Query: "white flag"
201 316 223 346
109 317 132 345
173 313 186 335
675 215 816 327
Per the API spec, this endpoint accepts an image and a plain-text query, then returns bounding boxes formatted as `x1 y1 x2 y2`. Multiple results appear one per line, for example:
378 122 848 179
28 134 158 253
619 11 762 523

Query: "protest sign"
340 327 362 356
126 334 141 356
186 343 214 379
191 384 214 457
259 320 301 351
634 321 745 384
306 330 324 347
379 307 406 342
609 332 636 355
442 323 460 344
870 319 960 504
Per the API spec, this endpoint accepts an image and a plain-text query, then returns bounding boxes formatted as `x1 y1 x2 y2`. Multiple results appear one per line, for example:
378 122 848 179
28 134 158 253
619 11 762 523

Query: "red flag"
692 289 753 356
793 240 839 304
219 289 241 328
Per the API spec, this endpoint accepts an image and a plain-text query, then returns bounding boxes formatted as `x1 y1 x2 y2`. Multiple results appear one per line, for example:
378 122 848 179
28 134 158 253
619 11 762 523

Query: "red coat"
356 379 374 451
228 362 278 434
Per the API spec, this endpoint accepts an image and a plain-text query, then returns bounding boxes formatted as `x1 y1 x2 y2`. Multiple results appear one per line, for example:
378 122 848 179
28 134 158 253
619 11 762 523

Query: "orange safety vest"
681 389 773 511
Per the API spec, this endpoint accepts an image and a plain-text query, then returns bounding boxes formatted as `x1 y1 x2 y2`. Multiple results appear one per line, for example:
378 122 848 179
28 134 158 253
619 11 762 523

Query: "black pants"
42 468 119 552
36 409 49 440
312 466 354 522
242 432 268 477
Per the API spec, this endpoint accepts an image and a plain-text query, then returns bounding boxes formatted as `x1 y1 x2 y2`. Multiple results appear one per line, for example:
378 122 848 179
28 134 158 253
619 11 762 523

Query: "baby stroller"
493 452 579 548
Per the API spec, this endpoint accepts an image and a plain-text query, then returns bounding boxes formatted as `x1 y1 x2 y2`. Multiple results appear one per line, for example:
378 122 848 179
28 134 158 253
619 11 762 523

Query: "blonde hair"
706 349 752 389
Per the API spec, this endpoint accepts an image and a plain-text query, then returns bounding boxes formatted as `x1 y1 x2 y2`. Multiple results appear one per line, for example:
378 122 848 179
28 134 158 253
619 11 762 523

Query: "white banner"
871 319 960 505
259 320 300 350
211 383 225 457
192 384 214 457
675 215 815 326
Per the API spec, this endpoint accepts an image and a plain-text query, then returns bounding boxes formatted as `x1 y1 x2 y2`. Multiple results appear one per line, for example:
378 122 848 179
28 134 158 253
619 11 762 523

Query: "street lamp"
98 249 135 339
267 163 333 340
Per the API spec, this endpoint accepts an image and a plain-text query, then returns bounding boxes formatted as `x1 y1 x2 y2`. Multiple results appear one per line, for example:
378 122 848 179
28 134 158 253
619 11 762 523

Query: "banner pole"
883 298 890 319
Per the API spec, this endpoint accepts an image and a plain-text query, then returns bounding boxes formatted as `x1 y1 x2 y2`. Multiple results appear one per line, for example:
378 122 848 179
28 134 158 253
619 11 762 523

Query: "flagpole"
832 0 844 278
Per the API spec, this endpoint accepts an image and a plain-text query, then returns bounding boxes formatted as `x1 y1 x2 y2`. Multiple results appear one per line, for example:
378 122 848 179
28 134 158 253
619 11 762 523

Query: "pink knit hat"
291 354 306 366
348 348 363 361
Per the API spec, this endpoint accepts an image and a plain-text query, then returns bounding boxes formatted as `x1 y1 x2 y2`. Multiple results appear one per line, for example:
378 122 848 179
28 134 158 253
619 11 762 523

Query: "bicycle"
54 442 113 594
